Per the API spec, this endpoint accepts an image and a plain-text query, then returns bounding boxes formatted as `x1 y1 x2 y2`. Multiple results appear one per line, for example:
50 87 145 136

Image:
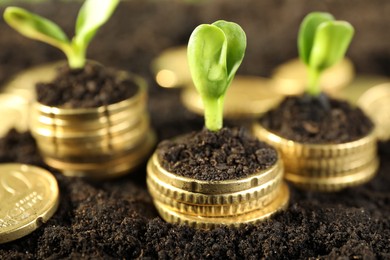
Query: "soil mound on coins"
259 94 374 144
157 127 277 181
36 62 138 108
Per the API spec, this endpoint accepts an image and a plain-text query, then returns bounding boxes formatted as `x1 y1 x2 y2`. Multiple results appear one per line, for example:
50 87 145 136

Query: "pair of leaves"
4 0 119 68
187 20 246 131
187 20 246 100
298 12 354 72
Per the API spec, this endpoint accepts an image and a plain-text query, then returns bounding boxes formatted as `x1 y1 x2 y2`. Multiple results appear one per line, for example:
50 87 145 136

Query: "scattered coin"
0 164 59 244
333 75 389 104
357 83 390 141
1 61 61 102
151 46 191 88
272 58 354 95
0 93 29 137
181 76 284 118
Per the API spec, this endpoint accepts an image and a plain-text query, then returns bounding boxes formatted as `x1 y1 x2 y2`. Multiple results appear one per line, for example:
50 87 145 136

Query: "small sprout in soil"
298 12 354 96
3 0 119 69
188 20 246 132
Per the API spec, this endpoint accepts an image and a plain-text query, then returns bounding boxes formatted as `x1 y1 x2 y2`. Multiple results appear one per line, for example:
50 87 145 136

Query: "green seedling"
188 20 246 131
3 0 119 69
298 12 354 96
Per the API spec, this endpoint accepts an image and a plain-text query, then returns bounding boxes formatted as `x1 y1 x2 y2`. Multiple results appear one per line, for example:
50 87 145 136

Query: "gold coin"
148 152 283 195
252 123 379 191
0 164 59 244
285 158 379 192
34 116 151 156
153 183 289 229
2 61 61 102
283 150 376 177
357 83 390 141
147 164 282 205
0 93 29 137
181 76 283 119
148 179 282 217
272 58 354 95
252 123 377 158
44 130 156 179
151 46 191 88
332 75 389 105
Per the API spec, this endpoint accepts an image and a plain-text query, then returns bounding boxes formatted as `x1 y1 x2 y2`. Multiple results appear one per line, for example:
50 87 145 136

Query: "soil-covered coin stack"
147 128 289 228
30 63 155 178
255 95 378 191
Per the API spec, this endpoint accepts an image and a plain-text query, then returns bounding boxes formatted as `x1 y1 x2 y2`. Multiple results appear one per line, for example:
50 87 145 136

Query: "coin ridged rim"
283 149 377 176
0 164 59 244
148 180 282 216
252 123 376 158
35 123 149 156
43 130 155 178
147 165 282 205
32 114 150 147
45 129 154 162
149 152 283 194
31 112 148 139
32 101 145 129
285 158 379 192
153 182 289 229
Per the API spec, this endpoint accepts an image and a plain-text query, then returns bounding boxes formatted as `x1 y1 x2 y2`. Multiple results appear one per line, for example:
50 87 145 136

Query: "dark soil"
157 127 277 181
259 94 374 143
0 0 389 259
1 129 390 259
36 62 138 108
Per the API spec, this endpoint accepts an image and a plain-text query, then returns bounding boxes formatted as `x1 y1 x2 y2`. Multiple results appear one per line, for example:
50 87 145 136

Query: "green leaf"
74 0 120 51
298 12 334 65
309 21 354 71
187 24 228 98
3 7 69 50
212 20 246 84
187 21 246 131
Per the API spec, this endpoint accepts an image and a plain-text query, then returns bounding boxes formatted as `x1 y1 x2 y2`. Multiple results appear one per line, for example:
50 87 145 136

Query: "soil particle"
157 127 278 181
36 62 138 108
259 94 374 143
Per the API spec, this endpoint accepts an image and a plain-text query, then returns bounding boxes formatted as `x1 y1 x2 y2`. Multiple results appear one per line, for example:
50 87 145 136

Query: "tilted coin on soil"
0 164 59 244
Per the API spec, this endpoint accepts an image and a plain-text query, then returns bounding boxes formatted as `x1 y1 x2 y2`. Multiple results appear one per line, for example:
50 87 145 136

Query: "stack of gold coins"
147 152 289 229
30 73 155 179
252 124 379 191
